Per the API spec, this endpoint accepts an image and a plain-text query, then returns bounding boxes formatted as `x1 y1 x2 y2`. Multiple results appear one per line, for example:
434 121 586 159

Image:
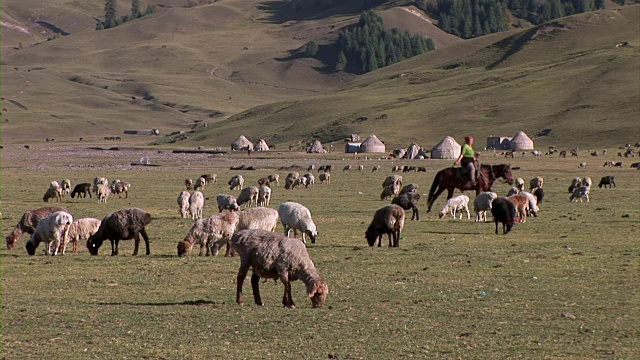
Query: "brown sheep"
365 204 405 247
6 207 67 249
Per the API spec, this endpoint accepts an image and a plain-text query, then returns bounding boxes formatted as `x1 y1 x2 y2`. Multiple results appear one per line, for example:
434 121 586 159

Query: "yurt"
254 139 270 151
510 131 534 150
394 148 407 158
430 136 461 159
231 135 253 151
360 134 386 153
404 143 420 159
307 140 327 153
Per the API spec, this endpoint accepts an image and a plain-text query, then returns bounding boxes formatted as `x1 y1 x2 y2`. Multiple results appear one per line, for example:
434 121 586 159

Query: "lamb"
372 165 381 172
598 176 616 188
228 175 244 190
267 174 280 186
189 191 205 219
177 191 191 218
217 194 240 212
473 192 498 222
391 193 420 220
66 218 101 253
438 195 470 219
177 212 239 257
529 176 544 191
43 186 63 202
603 161 615 167
507 186 519 197
520 191 539 217
399 183 418 195
70 183 92 198
568 177 582 193
365 204 405 247
292 176 308 189
582 176 592 188
93 177 108 194
6 206 68 250
614 162 623 167
237 186 259 208
232 229 329 308
257 177 271 187
60 179 72 195
515 177 525 192
110 180 130 199
343 165 352 171
185 178 193 190
194 177 207 191
87 208 152 256
382 175 402 188
358 165 364 171
257 186 272 207
25 211 74 256
284 176 295 190
278 201 318 244
319 173 330 184
507 194 530 222
96 183 110 203
303 173 315 187
201 174 217 183
578 162 587 168
491 197 516 234
570 186 590 202
533 187 545 204
380 183 400 200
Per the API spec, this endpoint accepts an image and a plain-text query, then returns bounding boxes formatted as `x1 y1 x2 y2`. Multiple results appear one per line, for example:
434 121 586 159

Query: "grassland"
1 144 639 359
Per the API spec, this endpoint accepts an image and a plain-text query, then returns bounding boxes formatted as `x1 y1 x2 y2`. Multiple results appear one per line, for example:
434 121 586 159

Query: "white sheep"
43 186 63 202
582 176 592 188
228 175 244 190
237 186 259 207
217 194 240 212
521 191 539 217
66 218 101 253
177 191 191 218
570 186 590 202
303 173 315 187
25 211 74 256
50 180 60 188
319 173 330 184
473 192 498 222
438 195 470 220
96 183 110 204
189 191 205 219
382 175 402 188
194 177 207 191
93 177 108 194
515 177 525 192
177 212 240 257
257 186 272 207
578 162 587 168
237 207 279 233
529 176 544 191
292 176 308 189
278 201 318 244
60 179 72 195
267 174 280 186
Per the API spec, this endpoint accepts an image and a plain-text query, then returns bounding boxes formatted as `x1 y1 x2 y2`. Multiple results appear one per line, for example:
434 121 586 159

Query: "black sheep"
598 176 616 189
491 197 516 235
70 183 92 198
533 187 545 204
391 193 421 220
87 208 151 256
365 205 405 247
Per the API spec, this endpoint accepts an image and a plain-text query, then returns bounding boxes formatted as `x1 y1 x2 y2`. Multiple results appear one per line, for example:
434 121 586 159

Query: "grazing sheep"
417 167 427 172
358 165 364 171
66 218 101 253
93 177 108 194
324 165 334 172
473 192 498 222
201 174 217 183
257 177 271 187
382 175 402 188
598 176 616 188
287 172 300 180
237 207 279 233
319 173 330 184
194 177 207 191
25 211 74 256
189 191 205 219
570 186 590 202
391 166 400 172
237 186 259 208
308 165 315 172
529 176 544 190
60 179 72 195
268 174 281 186
614 162 623 167
568 177 582 193
177 212 240 257
303 173 315 187
278 202 318 244
228 175 244 190
578 162 587 168
380 183 400 201
372 165 381 172
582 176 592 188
292 176 308 189
399 183 418 195
50 181 60 188
284 176 295 190
533 187 545 204
185 178 193 190
87 208 152 256
6 206 68 250
96 183 110 203
491 197 516 234
110 180 130 199
365 204 405 247
438 195 470 220
507 186 520 197
391 193 420 221
603 161 615 167
257 186 272 207
217 194 240 212
70 183 92 198
232 229 329 308
177 191 191 218
507 194 530 223
343 165 352 171
43 186 63 202
520 192 539 217
515 177 525 192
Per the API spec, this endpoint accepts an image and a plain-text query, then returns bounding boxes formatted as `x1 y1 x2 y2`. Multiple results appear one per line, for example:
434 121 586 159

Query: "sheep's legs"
236 265 250 305
280 275 295 309
111 239 119 256
251 274 264 306
377 235 382 247
495 221 499 235
140 228 151 255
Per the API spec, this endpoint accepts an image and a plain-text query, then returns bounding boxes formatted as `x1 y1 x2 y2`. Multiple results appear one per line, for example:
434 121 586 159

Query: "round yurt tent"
360 134 386 153
231 135 253 151
254 139 270 151
510 131 534 150
307 140 327 153
431 136 461 159
404 143 420 159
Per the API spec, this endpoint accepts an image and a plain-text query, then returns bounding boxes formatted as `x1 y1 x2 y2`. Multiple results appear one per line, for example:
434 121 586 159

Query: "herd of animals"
4 151 630 308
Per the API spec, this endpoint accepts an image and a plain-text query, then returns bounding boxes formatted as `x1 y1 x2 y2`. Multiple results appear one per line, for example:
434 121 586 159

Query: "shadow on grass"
96 299 219 306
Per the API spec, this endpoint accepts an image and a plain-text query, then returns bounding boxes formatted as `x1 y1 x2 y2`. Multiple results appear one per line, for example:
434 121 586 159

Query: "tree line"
98 0 157 30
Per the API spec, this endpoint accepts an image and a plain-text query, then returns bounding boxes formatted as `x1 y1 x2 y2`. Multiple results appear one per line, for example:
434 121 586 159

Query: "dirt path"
400 7 434 24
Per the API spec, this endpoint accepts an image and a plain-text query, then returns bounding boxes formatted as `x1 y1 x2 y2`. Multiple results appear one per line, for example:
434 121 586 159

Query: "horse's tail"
427 170 444 212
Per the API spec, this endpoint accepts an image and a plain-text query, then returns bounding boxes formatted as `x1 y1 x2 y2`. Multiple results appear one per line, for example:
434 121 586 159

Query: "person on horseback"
453 136 477 186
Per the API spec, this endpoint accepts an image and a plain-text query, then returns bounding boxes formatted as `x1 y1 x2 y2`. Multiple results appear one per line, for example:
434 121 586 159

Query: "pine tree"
104 0 117 28
366 50 378 72
336 51 347 71
305 41 319 57
131 0 141 18
145 4 156 15
595 0 605 8
426 38 435 51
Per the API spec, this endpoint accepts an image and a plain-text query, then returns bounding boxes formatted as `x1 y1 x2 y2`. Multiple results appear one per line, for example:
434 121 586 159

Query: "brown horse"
427 164 514 212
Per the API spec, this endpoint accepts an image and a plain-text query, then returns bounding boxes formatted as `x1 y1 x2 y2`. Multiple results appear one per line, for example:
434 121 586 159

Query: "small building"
360 134 386 153
431 136 461 159
486 136 512 150
231 135 253 151
345 142 362 153
253 139 270 151
510 131 534 150
307 140 327 153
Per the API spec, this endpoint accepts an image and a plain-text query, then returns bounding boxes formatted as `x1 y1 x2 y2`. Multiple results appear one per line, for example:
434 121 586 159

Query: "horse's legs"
428 187 447 212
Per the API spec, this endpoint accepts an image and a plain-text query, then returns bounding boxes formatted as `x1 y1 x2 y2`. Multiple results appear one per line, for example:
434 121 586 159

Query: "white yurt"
430 136 461 159
510 131 534 150
360 134 386 153
231 135 253 151
253 139 270 151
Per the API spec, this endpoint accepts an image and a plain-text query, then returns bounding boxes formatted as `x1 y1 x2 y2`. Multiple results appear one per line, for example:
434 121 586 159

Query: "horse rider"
453 136 478 186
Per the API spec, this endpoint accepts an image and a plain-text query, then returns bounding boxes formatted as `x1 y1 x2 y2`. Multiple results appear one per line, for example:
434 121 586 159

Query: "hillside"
192 5 640 150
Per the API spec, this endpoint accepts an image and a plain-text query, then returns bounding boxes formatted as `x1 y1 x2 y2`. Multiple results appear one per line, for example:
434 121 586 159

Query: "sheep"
185 178 193 190
507 186 520 197
533 187 545 204
96 183 110 203
25 211 74 256
578 162 587 168
50 180 60 188
43 186 63 202
237 186 259 208
568 177 582 193
278 202 318 244
110 180 130 199
507 194 530 223
194 177 207 191
93 177 108 194
303 173 315 187
201 174 217 183
391 166 400 172
438 195 470 220
570 186 590 202
582 176 592 188
358 164 364 171
417 167 427 172
598 176 616 188
257 186 272 207
60 179 72 195
307 165 315 172
515 177 525 192
292 176 308 189
237 207 279 232
520 191 539 217
380 183 400 200
189 191 205 219
87 208 152 256
491 197 516 234
399 183 418 195
286 172 300 180
66 218 101 253
382 175 402 188
365 204 405 247
177 212 240 257
319 173 330 184
228 175 244 190
372 165 381 172
323 165 334 172
257 177 271 187
473 192 498 222
529 176 544 191
284 176 295 190
177 191 191 218
232 229 329 308
343 165 352 171
6 206 68 250
391 193 420 220
217 194 240 212
70 183 92 198
603 161 615 167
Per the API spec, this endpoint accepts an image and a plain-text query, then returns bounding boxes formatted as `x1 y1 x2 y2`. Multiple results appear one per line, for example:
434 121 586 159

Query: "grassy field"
1 145 639 359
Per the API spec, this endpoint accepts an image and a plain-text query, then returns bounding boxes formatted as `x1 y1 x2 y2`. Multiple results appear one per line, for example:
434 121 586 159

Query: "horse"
427 164 514 212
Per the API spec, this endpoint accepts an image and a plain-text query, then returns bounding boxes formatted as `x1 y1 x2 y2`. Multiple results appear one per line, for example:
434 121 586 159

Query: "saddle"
454 161 480 182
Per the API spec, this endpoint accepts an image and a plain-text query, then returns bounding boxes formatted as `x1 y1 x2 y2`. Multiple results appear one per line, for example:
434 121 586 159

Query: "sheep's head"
365 228 377 246
25 240 37 255
177 241 191 257
86 236 103 255
6 232 19 250
438 211 446 219
305 230 317 244
308 279 329 308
